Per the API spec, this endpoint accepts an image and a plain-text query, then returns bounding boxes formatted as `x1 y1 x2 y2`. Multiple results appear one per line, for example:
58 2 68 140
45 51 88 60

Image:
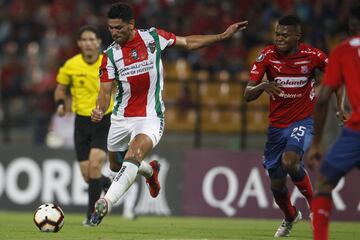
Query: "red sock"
294 173 313 206
311 195 332 240
273 189 297 221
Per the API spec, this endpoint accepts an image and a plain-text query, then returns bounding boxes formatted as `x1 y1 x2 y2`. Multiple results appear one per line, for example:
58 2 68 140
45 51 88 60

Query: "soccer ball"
33 203 65 232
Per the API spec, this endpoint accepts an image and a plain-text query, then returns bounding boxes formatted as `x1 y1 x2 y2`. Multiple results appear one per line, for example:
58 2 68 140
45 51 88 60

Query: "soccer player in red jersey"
244 15 344 237
89 3 248 226
306 5 360 240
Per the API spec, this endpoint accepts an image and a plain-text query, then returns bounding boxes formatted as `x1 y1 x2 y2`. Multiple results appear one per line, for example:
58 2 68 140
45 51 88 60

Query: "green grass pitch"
0 211 358 240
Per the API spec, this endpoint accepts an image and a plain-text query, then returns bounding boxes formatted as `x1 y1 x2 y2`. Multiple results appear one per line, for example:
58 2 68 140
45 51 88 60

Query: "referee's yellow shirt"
56 54 114 116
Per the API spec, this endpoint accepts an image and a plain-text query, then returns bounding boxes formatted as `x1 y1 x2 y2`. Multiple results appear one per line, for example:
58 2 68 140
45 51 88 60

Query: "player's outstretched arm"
91 81 112 122
175 21 248 50
244 81 283 102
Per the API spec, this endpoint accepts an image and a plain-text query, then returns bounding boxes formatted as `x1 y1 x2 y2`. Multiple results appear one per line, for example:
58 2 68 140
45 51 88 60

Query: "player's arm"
306 85 334 169
244 80 283 102
335 86 348 123
91 81 113 122
54 84 67 117
174 21 248 50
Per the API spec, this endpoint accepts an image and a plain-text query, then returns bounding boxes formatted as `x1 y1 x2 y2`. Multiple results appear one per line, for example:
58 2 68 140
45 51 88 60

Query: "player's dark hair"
278 15 301 27
77 25 101 39
107 2 134 22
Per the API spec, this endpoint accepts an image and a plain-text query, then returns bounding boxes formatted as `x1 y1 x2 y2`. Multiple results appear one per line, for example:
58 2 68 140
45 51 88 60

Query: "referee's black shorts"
74 113 111 162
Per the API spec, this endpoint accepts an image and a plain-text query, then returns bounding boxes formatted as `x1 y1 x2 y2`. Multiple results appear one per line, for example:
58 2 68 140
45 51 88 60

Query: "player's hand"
336 110 349 125
91 106 104 122
261 81 283 100
222 21 248 39
306 144 323 170
56 104 66 117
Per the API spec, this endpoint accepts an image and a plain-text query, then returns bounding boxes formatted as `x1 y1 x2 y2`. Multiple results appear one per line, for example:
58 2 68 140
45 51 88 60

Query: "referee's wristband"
56 99 65 109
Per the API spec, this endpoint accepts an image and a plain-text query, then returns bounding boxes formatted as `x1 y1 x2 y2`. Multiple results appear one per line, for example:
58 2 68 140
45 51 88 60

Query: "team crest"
130 49 139 60
256 54 265 62
148 41 156 53
301 65 309 74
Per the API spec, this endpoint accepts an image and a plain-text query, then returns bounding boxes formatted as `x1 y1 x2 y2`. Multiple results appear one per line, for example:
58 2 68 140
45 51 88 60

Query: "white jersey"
100 28 176 118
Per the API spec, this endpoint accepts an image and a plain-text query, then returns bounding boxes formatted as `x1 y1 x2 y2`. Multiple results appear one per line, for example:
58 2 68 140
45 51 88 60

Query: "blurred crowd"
0 0 355 144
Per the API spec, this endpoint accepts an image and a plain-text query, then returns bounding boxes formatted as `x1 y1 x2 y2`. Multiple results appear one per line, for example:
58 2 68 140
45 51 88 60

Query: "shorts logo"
114 166 127 182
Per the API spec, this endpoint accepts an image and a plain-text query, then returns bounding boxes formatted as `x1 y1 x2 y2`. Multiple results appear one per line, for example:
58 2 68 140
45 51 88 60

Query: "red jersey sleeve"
156 28 176 49
99 53 115 83
249 50 268 83
314 48 328 72
323 47 343 89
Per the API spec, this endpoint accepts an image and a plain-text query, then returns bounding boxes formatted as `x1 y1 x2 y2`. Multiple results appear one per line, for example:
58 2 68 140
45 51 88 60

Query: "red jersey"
250 43 328 128
323 35 360 131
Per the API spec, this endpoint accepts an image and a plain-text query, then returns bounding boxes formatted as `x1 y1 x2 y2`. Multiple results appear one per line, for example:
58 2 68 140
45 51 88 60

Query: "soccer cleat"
89 198 109 226
146 160 161 198
274 209 302 237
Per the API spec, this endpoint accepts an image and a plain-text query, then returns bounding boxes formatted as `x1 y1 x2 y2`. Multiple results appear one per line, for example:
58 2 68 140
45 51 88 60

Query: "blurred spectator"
0 41 24 142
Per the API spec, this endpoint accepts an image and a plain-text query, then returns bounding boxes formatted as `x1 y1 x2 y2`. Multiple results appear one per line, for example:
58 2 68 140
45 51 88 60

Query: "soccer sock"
272 187 297 222
311 194 332 240
88 177 103 219
137 161 153 178
290 168 313 206
101 175 112 192
104 161 139 207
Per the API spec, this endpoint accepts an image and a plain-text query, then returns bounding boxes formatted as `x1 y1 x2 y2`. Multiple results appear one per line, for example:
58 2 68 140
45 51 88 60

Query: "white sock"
104 161 139 206
137 161 153 178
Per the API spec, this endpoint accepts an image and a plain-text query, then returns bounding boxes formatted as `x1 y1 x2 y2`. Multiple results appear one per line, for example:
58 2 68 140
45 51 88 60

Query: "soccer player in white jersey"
89 2 248 225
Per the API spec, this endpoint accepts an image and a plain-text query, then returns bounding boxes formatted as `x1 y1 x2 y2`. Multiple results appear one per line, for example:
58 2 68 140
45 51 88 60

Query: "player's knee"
281 152 299 172
88 160 102 177
124 149 144 163
317 175 335 194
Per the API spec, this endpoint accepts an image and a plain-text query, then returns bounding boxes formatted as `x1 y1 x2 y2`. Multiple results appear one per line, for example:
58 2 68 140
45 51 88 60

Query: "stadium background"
0 0 359 221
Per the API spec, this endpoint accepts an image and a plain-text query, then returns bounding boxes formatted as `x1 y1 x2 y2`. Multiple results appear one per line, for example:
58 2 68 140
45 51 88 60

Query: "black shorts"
74 113 111 162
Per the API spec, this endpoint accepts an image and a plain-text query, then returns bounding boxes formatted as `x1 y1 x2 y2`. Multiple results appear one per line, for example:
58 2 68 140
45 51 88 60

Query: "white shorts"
107 115 164 152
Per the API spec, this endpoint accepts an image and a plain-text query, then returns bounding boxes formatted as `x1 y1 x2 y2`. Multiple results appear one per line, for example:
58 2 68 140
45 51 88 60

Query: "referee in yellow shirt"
54 25 113 225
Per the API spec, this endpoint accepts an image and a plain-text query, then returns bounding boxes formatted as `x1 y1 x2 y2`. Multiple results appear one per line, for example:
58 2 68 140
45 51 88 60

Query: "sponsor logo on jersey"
275 76 308 88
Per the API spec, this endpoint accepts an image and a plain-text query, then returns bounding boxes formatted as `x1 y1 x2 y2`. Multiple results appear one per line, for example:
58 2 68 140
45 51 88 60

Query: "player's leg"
263 126 301 237
90 134 153 225
284 117 314 206
282 150 313 206
311 128 360 240
270 168 301 238
74 115 94 224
